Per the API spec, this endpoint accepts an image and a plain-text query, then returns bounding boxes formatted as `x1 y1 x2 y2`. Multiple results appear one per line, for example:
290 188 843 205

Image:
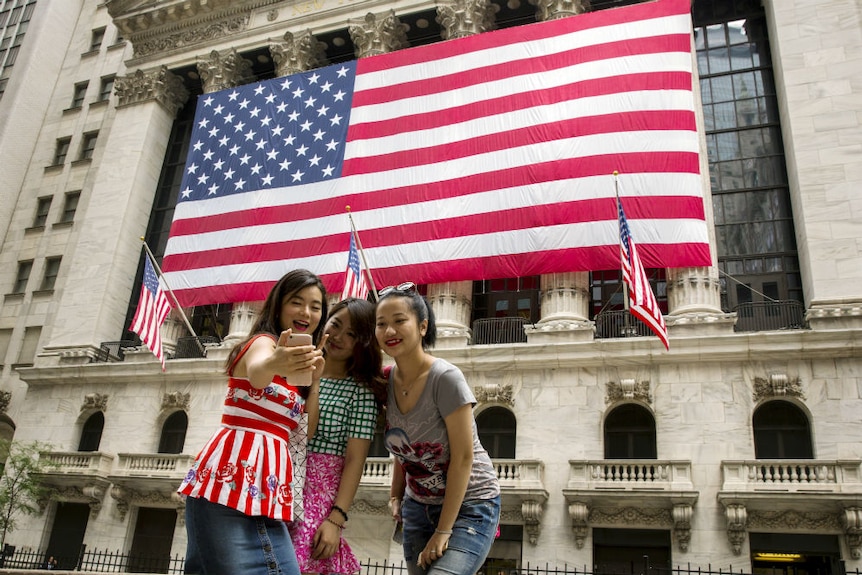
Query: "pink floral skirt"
289 452 360 575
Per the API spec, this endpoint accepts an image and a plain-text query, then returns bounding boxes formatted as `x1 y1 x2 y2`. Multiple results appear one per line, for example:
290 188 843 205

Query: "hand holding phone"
278 331 314 387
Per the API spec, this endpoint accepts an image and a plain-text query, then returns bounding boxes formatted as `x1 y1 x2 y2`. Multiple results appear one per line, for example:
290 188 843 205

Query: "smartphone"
285 333 313 387
392 521 403 544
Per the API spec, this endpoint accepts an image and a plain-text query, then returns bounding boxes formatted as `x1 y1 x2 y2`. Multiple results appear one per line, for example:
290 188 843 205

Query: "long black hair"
328 298 387 405
224 269 328 371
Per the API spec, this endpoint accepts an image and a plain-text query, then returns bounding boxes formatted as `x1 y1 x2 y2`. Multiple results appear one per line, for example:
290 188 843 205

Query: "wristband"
331 504 349 522
325 517 345 529
435 528 453 535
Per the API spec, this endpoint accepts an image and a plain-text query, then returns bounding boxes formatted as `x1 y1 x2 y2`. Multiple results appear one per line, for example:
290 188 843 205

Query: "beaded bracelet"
325 517 345 530
331 504 349 522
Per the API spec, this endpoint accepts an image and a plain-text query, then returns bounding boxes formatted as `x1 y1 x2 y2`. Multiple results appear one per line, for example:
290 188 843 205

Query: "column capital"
115 66 190 117
527 272 594 343
436 0 499 40
531 0 590 22
426 281 472 348
349 10 409 59
666 267 736 335
269 30 327 77
197 48 254 94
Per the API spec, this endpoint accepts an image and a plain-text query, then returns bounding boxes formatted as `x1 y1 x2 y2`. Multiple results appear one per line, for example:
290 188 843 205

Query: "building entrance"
750 533 842 575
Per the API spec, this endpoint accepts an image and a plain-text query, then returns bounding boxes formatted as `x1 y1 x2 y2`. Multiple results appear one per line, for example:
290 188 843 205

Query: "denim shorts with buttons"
400 494 501 575
184 496 301 575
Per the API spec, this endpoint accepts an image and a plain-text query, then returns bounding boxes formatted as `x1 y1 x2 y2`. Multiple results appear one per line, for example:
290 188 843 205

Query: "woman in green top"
289 298 387 574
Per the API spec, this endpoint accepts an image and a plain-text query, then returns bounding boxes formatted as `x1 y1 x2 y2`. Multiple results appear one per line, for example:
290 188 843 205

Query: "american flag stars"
178 63 357 202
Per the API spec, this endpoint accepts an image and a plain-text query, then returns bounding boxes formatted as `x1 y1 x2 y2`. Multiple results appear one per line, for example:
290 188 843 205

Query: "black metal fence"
472 317 530 344
1 548 859 575
594 309 654 339
172 336 221 359
733 300 807 332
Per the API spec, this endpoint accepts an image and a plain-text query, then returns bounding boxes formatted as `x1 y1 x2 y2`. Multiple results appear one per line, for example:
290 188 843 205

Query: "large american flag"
161 0 711 307
131 255 173 370
618 196 669 350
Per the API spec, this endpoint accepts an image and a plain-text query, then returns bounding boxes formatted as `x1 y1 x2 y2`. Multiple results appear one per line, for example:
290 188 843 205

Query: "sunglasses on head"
379 282 417 297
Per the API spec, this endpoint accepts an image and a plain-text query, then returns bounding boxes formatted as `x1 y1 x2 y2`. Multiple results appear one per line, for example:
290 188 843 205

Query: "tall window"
16 326 41 366
476 407 516 459
693 0 801 311
71 81 88 108
88 27 105 52
78 412 104 452
158 411 188 454
13 260 32 293
604 404 657 459
33 197 52 228
79 131 98 160
753 401 813 459
40 257 61 291
98 75 114 102
472 277 540 323
53 137 71 165
59 191 80 224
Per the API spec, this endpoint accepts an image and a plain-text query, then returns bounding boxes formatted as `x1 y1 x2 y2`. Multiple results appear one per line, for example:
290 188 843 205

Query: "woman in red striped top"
179 269 328 575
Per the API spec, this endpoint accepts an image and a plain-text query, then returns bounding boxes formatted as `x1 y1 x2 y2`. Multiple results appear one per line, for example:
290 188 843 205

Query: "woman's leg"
399 496 501 575
184 496 302 575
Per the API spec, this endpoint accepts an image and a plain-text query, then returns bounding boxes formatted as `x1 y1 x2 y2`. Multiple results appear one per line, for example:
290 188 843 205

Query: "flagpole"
140 239 203 353
614 172 633 338
345 206 379 302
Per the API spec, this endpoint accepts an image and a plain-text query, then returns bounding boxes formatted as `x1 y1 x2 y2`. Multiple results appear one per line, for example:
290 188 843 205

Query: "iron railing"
472 317 530 344
172 335 221 359
92 340 138 363
0 547 858 575
594 309 654 339
733 300 807 332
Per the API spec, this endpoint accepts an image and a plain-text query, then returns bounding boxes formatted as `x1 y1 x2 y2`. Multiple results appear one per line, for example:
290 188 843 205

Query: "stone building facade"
0 0 860 572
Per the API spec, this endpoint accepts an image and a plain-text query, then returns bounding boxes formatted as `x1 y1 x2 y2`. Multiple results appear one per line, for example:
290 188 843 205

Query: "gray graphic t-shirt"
385 358 500 505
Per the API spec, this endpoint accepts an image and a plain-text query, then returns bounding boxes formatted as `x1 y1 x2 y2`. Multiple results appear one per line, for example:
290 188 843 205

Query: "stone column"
532 0 589 22
526 272 594 343
269 30 327 77
195 50 256 346
436 0 498 40
349 11 409 59
426 282 473 348
41 67 190 362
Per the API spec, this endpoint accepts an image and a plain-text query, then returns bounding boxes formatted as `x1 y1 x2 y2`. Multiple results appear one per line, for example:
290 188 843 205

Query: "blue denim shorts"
184 496 301 575
400 494 501 575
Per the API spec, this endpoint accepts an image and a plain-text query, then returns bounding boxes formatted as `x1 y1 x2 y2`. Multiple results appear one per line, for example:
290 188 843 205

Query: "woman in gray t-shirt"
376 282 501 575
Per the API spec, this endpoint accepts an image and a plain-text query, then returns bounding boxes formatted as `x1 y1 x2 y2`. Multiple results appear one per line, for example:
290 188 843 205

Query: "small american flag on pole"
618 196 669 350
130 255 174 370
341 232 369 300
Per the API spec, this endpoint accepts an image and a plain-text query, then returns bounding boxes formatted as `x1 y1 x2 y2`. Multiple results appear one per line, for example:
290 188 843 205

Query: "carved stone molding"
197 48 254 94
521 499 544 545
843 507 862 559
590 506 672 527
162 391 190 411
269 30 327 77
531 0 590 22
752 373 804 401
473 383 514 406
672 503 693 552
606 379 651 405
114 66 190 117
436 0 499 40
130 14 251 59
749 509 839 531
0 391 11 414
349 11 409 59
111 485 185 522
568 501 589 549
49 484 106 518
81 393 108 412
723 503 747 556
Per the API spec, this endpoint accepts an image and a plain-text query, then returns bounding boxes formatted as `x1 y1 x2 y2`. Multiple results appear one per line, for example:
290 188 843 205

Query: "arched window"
753 401 813 459
77 412 104 452
604 404 657 459
476 406 516 459
158 411 188 454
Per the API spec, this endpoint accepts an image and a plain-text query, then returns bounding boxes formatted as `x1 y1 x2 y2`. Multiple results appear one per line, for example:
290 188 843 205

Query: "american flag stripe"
130 256 172 370
162 0 710 307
